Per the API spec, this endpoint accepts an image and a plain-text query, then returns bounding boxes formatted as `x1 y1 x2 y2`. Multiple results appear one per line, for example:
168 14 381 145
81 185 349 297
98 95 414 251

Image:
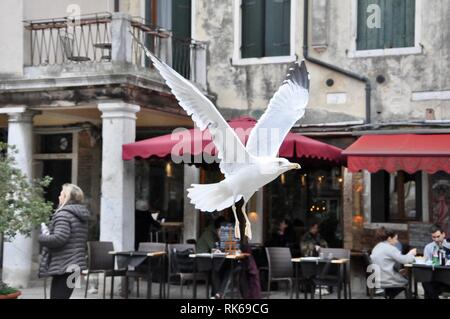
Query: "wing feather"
246 61 310 158
132 33 251 175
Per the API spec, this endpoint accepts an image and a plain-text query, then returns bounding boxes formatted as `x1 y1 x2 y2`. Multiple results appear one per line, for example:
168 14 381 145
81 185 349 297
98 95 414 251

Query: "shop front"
124 117 345 247
343 134 450 252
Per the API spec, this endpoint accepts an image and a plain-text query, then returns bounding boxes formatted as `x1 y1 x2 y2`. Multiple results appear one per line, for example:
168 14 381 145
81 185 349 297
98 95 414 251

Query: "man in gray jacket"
423 224 450 261
422 224 450 299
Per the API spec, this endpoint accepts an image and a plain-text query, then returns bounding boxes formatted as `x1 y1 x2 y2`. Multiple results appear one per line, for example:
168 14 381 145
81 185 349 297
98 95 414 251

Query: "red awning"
123 117 344 163
343 134 450 174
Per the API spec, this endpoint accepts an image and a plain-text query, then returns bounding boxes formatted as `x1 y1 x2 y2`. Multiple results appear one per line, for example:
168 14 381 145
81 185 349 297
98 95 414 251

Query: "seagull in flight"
133 35 310 240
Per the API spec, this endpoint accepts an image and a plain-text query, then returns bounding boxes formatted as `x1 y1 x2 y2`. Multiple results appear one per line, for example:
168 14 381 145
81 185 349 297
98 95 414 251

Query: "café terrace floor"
18 276 427 299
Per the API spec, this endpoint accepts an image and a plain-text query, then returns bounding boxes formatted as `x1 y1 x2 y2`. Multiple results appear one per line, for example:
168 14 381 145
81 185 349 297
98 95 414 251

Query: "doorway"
42 160 72 209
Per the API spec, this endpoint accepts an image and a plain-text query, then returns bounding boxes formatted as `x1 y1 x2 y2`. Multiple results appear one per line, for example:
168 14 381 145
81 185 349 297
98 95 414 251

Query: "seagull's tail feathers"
187 183 237 213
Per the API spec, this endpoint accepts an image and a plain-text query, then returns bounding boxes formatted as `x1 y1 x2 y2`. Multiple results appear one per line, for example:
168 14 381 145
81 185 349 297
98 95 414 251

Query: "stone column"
183 164 200 242
111 12 132 63
342 168 353 250
362 171 371 223
248 189 264 245
98 102 140 253
191 42 207 91
422 172 429 222
1 107 36 288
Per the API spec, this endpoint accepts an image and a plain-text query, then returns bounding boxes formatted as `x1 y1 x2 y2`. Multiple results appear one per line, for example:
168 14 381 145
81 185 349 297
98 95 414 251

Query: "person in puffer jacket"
39 183 90 299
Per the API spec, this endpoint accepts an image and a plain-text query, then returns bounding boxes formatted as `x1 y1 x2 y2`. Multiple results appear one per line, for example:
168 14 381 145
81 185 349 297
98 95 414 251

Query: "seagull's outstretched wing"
134 35 251 175
246 61 310 158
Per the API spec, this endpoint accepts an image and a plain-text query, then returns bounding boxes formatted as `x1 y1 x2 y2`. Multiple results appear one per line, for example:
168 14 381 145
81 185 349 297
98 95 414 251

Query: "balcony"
20 12 207 91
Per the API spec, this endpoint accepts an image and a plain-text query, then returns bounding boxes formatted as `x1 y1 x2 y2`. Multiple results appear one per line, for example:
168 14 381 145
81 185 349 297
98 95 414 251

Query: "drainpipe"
303 0 372 124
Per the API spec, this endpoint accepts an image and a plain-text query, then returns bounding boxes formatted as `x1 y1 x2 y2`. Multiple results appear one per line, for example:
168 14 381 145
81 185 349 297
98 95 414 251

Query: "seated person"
135 199 155 250
197 216 226 253
196 216 229 299
370 227 416 299
266 218 297 250
300 221 328 257
422 224 450 299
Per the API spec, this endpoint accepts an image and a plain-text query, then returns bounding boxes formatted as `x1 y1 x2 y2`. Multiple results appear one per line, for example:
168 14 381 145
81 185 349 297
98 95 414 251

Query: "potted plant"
0 142 53 299
0 282 21 299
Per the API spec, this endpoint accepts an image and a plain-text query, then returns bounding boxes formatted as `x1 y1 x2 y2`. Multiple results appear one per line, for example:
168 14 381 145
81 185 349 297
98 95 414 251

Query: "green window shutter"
172 0 192 78
357 0 385 50
404 0 416 47
356 0 368 50
386 0 415 48
357 0 415 50
392 0 405 48
264 0 290 57
242 0 264 58
172 0 191 39
383 0 394 48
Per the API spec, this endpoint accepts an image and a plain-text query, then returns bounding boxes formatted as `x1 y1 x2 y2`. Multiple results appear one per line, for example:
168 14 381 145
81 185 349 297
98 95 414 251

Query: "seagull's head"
272 158 301 174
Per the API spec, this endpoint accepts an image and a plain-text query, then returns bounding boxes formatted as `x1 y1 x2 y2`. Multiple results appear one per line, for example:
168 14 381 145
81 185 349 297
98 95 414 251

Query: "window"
135 159 184 222
40 134 73 154
357 0 416 51
144 0 192 77
371 171 422 223
268 167 343 249
429 172 450 235
241 0 291 59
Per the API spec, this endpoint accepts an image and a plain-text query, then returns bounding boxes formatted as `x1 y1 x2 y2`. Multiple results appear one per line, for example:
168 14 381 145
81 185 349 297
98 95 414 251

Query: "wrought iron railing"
129 17 205 80
24 13 112 66
23 13 207 86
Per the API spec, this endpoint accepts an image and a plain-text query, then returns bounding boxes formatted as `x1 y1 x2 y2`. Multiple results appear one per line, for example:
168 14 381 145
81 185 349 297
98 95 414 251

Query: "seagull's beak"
290 163 301 170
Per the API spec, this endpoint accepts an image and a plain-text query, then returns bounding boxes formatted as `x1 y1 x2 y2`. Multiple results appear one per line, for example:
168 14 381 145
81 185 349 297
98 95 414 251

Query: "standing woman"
39 184 90 299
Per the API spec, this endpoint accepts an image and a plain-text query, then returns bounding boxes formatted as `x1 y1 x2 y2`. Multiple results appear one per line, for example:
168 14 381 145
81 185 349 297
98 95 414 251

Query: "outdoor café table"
190 253 250 299
109 250 166 299
226 253 250 299
190 252 226 299
405 263 450 299
291 257 350 299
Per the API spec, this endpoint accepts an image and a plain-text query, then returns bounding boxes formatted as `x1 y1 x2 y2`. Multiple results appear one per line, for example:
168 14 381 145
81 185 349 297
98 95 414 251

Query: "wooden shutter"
357 0 415 50
172 0 191 39
357 0 385 50
264 0 290 57
172 0 191 78
404 0 416 47
242 0 264 58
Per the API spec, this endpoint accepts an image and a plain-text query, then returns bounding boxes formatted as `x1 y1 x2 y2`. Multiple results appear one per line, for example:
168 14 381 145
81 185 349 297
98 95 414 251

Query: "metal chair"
125 242 167 298
167 243 209 299
265 247 294 299
84 241 126 299
321 248 352 298
60 33 90 62
299 259 338 299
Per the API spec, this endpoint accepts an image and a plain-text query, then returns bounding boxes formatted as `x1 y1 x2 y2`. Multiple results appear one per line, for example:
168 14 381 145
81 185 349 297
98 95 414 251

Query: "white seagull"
135 36 310 240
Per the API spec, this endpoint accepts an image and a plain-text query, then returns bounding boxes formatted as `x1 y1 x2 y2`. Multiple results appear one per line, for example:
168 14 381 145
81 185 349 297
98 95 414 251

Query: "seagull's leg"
241 200 252 240
232 202 241 240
